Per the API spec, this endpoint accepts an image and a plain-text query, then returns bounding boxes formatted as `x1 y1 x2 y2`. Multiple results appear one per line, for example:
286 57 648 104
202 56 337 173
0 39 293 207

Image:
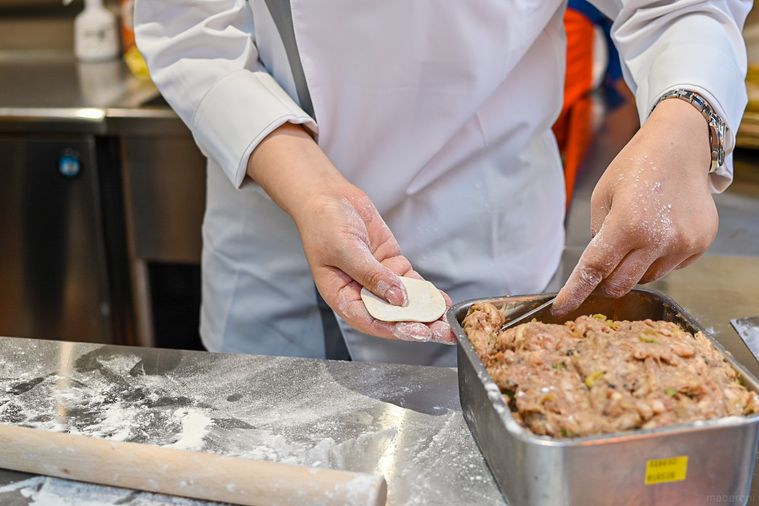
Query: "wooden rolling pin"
0 423 386 506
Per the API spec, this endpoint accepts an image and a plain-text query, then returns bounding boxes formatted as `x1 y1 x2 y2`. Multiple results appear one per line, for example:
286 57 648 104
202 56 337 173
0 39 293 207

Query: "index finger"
552 221 632 317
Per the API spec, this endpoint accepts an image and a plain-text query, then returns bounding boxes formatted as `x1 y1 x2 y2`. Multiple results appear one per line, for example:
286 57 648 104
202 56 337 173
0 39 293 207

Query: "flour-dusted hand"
553 98 718 316
247 124 455 344
295 187 454 344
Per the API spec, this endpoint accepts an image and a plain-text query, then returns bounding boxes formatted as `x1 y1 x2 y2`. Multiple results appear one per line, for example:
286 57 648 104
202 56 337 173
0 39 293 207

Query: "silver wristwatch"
653 89 734 174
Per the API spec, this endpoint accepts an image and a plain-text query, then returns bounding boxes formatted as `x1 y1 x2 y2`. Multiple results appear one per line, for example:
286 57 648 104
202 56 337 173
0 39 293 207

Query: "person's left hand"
553 97 718 316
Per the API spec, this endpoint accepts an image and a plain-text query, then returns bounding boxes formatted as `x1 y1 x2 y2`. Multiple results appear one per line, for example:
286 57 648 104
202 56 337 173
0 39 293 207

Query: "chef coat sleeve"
589 0 751 192
134 0 317 188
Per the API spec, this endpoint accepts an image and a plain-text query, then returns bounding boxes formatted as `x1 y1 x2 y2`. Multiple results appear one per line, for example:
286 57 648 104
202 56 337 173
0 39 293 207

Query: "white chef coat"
134 0 749 365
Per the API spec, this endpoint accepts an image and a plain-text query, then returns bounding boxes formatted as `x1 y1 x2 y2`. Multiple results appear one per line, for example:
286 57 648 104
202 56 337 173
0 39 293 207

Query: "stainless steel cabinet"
0 135 111 342
121 135 206 264
119 133 206 347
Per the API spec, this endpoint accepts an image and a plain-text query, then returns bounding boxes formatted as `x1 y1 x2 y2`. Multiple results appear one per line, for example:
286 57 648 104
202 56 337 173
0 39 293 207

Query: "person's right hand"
246 123 455 344
295 185 455 343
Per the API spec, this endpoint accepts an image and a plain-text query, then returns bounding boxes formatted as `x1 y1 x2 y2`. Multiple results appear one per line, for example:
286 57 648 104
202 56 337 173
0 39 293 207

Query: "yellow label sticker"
645 455 688 485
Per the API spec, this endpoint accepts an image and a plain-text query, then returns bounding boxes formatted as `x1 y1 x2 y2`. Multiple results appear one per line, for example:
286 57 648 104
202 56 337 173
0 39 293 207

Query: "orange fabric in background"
553 9 596 209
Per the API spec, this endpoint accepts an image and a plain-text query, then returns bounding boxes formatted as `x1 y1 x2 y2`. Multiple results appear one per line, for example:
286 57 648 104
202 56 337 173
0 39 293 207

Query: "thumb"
337 243 408 307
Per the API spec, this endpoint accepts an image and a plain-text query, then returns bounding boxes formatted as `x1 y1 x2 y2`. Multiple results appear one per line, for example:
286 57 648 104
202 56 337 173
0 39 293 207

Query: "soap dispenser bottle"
65 0 120 62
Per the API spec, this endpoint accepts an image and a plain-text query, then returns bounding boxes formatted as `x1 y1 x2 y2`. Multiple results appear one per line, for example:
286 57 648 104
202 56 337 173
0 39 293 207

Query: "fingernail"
385 286 408 307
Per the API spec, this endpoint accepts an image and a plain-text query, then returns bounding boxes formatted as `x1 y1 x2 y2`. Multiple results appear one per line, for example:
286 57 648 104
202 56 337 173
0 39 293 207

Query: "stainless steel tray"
448 288 759 506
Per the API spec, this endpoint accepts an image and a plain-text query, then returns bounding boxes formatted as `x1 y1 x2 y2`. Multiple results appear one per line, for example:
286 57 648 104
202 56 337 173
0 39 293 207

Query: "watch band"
653 89 733 174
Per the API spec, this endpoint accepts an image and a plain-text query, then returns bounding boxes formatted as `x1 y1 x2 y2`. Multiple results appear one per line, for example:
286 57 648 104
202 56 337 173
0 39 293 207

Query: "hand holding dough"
361 276 446 323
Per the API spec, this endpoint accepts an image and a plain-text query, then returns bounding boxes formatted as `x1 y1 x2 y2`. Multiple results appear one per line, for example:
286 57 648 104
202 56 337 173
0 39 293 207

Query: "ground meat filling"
463 302 759 438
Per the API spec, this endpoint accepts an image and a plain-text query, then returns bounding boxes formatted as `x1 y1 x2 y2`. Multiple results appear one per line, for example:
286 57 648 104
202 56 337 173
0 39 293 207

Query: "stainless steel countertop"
0 253 757 505
0 52 187 135
0 338 501 505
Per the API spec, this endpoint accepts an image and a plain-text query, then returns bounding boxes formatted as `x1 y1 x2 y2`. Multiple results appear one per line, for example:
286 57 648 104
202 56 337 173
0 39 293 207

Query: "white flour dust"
0 349 216 451
167 408 213 451
0 476 200 506
0 343 500 506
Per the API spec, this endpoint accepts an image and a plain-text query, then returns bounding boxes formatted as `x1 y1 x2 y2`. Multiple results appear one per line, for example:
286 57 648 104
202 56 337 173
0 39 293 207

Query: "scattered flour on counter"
167 408 213 451
224 429 338 466
0 345 501 505
88 404 138 442
0 477 47 495
0 477 203 506
95 354 143 376
0 348 216 450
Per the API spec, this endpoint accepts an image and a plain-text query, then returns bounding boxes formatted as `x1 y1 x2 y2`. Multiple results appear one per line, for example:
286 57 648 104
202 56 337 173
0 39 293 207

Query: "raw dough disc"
360 276 446 323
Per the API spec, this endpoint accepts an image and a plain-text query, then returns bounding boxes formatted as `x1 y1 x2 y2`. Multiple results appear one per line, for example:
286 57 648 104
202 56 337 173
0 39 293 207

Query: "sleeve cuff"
627 15 746 194
633 15 746 130
644 84 735 193
192 69 318 188
709 153 733 194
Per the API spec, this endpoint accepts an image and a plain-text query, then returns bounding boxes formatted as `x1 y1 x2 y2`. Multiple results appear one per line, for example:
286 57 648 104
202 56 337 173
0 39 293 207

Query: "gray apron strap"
316 289 351 361
263 0 315 119
264 1 348 358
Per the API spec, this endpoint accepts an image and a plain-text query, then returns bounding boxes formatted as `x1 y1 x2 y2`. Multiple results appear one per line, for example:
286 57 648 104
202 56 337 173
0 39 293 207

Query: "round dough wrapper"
360 277 446 323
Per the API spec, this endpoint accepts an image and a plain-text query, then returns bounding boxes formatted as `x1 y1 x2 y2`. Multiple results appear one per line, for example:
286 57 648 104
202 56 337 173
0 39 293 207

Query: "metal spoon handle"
499 297 556 332
731 317 759 363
